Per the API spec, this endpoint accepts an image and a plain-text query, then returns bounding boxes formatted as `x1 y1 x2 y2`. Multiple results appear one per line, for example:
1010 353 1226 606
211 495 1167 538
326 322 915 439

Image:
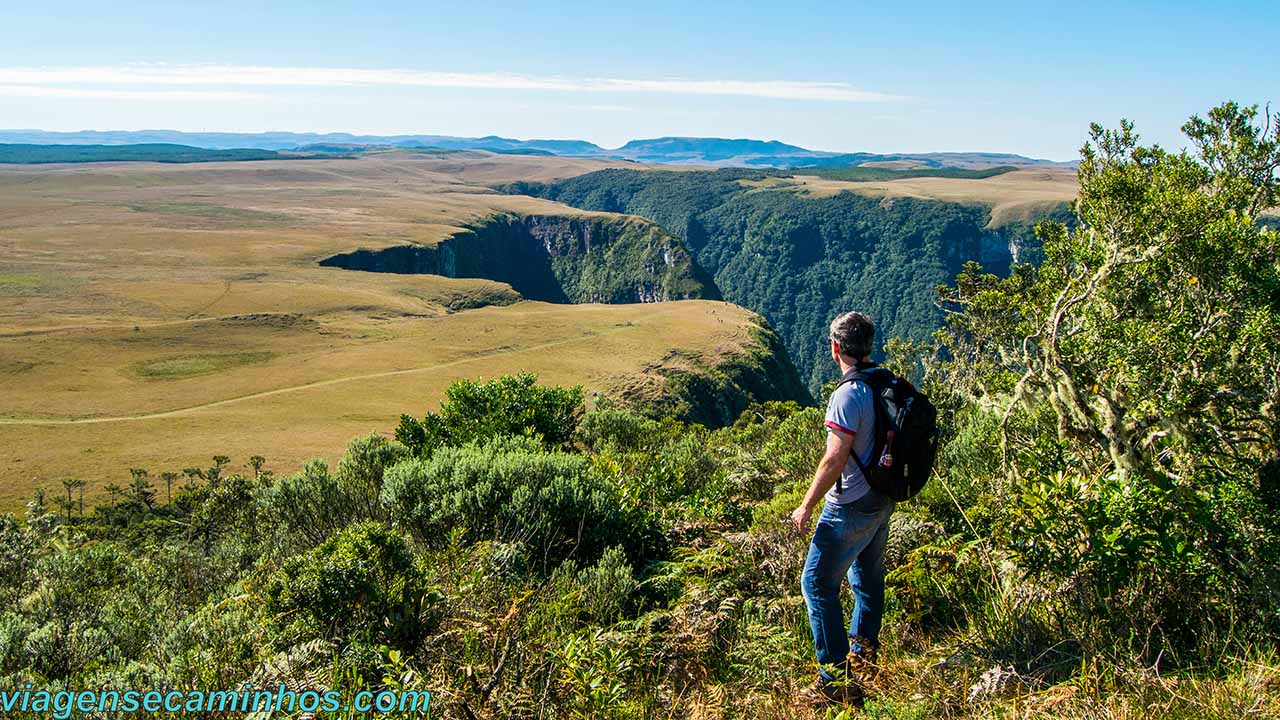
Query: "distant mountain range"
0 129 1071 170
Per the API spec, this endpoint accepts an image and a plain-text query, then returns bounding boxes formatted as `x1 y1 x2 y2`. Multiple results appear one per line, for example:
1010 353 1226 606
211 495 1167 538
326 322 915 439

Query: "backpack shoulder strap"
831 363 890 491
836 364 892 393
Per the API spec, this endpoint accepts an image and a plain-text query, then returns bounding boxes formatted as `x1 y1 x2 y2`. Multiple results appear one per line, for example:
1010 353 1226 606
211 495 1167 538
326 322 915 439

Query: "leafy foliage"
265 522 436 651
932 101 1280 661
396 372 584 456
383 435 660 569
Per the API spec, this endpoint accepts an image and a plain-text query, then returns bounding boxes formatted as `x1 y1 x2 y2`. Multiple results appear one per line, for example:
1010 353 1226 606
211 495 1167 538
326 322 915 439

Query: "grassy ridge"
791 165 1022 182
0 143 309 164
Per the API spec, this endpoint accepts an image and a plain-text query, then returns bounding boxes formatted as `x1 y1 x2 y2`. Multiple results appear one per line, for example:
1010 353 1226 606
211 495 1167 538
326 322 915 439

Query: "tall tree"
128 468 156 510
58 478 85 522
941 101 1280 480
159 471 179 505
934 101 1280 661
103 483 122 509
207 456 231 486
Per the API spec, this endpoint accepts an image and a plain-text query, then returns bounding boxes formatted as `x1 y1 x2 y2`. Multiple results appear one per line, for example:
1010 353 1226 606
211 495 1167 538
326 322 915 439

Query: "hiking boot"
848 646 880 685
798 677 864 708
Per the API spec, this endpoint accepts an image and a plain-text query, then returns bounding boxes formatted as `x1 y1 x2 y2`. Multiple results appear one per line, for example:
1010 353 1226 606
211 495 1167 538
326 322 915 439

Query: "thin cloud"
565 104 635 113
0 84 259 101
0 64 901 103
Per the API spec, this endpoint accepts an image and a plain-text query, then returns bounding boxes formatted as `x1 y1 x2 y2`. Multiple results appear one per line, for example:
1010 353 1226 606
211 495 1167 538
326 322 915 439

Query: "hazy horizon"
0 127 1077 161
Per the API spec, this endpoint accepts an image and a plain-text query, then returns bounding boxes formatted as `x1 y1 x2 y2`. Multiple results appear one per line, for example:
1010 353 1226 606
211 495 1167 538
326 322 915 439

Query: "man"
791 311 893 707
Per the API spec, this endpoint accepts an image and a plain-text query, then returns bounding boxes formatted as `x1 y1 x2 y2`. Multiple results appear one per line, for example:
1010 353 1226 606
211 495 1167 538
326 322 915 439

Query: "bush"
335 434 409 522
1005 464 1280 662
577 546 639 625
396 373 584 456
258 459 346 550
259 435 409 552
0 612 35 676
381 436 661 569
264 522 435 651
26 542 137 678
576 408 665 452
757 407 825 488
590 424 738 525
0 516 37 608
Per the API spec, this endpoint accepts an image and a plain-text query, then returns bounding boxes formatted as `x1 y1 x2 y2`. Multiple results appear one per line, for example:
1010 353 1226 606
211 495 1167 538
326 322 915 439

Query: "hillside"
0 154 806 509
502 167 1078 391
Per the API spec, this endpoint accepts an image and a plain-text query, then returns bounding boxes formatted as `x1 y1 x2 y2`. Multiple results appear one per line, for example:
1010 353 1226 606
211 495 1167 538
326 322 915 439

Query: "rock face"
320 212 719 305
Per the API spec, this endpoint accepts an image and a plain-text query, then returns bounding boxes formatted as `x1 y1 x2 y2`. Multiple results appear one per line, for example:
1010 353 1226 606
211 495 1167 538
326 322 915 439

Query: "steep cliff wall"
319 212 719 305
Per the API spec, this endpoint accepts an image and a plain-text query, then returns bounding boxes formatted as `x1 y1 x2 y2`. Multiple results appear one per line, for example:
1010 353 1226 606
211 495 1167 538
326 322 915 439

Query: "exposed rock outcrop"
319 212 720 305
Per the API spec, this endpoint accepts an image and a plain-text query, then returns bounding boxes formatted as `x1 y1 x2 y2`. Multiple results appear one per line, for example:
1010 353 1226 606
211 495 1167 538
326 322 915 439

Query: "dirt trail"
0 325 634 426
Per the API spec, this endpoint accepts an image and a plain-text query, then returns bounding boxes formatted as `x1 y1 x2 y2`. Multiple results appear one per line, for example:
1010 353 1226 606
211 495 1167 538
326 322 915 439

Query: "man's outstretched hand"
790 505 813 532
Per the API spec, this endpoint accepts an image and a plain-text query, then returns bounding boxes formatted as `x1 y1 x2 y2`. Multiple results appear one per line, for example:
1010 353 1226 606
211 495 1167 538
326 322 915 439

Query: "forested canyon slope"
503 167 1077 390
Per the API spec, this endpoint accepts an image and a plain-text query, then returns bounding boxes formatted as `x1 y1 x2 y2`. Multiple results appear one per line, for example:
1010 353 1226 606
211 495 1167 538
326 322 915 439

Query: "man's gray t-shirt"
824 379 876 504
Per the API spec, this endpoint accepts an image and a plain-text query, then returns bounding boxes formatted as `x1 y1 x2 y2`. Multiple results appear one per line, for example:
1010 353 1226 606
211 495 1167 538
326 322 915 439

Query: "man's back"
823 378 876 504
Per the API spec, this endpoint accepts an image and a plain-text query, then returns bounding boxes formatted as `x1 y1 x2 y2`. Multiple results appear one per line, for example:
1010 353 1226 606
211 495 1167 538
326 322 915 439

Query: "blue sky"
2 1 1277 160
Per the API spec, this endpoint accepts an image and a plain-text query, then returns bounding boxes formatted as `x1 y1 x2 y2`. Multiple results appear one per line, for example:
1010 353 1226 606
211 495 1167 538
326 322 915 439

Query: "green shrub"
554 630 638 720
591 425 739 525
577 546 639 625
0 516 37 608
159 586 267 689
26 542 136 678
576 408 665 452
335 434 409 522
396 373 584 456
913 406 1008 537
183 474 259 555
0 612 34 676
758 407 824 489
264 522 436 651
259 436 409 552
382 436 662 569
1004 463 1280 661
258 459 346 549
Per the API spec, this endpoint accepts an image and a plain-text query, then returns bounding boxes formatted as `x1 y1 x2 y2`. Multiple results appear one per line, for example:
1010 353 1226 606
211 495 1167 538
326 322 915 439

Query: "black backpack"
835 364 939 502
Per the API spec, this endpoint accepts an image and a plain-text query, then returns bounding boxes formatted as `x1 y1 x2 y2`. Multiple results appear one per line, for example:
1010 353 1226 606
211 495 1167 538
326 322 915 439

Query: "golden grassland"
745 167 1080 227
0 152 749 509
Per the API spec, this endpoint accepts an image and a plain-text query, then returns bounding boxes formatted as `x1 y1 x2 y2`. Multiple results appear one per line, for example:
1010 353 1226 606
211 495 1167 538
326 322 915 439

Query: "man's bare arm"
790 429 855 530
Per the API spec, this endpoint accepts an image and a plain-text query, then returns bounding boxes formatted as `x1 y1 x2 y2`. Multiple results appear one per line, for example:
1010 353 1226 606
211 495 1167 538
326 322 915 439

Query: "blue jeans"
801 490 894 681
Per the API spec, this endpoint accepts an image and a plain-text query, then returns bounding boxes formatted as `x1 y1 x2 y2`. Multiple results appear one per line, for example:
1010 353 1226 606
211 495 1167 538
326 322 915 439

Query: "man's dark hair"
829 312 875 359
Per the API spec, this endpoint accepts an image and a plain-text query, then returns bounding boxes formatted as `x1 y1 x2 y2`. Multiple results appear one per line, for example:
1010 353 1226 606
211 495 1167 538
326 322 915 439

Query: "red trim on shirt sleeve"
825 420 855 437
